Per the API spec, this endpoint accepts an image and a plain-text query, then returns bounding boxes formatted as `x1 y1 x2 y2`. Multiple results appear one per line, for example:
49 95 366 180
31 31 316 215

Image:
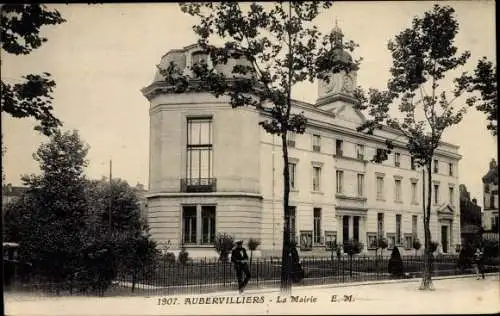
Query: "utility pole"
109 159 112 233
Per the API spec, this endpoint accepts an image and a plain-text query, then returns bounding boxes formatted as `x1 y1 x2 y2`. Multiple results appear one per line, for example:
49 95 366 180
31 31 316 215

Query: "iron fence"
4 254 499 297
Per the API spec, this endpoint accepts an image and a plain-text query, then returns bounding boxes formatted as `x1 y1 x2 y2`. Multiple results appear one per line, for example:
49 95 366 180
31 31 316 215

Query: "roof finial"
332 17 343 47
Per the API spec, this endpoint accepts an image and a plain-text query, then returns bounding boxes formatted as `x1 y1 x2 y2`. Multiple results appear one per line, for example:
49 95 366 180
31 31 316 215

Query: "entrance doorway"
441 226 448 253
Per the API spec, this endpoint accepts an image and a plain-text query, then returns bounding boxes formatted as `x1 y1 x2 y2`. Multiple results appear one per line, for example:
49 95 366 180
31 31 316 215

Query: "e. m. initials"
331 295 354 302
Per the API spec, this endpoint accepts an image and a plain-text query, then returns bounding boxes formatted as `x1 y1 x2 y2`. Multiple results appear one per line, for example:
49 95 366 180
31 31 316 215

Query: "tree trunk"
280 131 292 294
420 161 435 290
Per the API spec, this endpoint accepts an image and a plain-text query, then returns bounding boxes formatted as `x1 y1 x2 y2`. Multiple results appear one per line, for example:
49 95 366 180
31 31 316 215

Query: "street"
5 274 499 315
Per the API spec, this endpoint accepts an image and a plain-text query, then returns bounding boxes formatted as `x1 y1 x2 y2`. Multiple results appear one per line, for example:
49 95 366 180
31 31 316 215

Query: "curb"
209 272 500 296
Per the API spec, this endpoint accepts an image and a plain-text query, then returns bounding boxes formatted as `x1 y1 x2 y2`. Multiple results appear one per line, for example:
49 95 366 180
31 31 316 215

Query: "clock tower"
316 21 359 112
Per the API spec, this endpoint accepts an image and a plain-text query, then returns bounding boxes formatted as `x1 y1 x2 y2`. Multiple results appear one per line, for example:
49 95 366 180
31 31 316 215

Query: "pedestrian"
473 247 485 280
231 240 251 293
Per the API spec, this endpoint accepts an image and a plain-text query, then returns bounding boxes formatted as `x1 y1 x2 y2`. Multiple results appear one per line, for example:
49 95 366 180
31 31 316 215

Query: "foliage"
413 239 422 251
388 246 403 277
178 1 360 291
178 247 190 265
248 238 261 266
3 130 157 294
214 232 235 262
482 239 499 259
429 241 439 253
455 57 497 135
354 4 479 290
163 252 176 264
1 4 65 136
377 237 388 251
343 239 363 257
4 130 89 289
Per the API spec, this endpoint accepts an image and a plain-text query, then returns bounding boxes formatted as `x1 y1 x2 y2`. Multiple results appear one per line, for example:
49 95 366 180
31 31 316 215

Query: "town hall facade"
141 26 462 258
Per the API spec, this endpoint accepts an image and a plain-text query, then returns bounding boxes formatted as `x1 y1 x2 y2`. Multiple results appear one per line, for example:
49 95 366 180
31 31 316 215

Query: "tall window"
287 132 296 147
434 184 440 204
411 182 418 203
336 139 343 156
313 166 321 191
285 206 296 240
449 163 453 176
434 159 439 174
336 170 344 194
394 153 401 167
356 144 365 160
187 117 213 183
313 208 322 244
412 215 418 237
411 156 416 170
357 173 364 197
449 186 454 205
289 162 297 190
182 206 197 244
395 179 402 202
312 134 321 152
377 213 384 239
376 176 384 200
201 206 216 244
396 214 402 245
353 216 360 241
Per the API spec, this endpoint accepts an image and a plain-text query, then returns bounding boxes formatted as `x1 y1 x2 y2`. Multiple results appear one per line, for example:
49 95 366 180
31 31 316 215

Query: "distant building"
142 24 462 258
459 184 482 247
2 183 28 207
134 182 148 223
482 159 499 232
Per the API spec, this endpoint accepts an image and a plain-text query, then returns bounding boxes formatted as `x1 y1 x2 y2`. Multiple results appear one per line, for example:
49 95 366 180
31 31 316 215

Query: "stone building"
141 25 462 258
482 159 499 232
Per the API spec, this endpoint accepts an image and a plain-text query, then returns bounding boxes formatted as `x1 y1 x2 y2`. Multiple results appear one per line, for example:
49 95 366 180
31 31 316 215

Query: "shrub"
178 247 189 265
429 241 439 253
483 239 499 259
214 232 234 262
344 239 363 257
388 246 403 277
247 238 261 266
413 239 422 255
164 252 176 264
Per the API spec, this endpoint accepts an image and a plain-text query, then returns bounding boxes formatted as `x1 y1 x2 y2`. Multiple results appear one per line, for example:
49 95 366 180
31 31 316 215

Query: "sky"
1 1 496 206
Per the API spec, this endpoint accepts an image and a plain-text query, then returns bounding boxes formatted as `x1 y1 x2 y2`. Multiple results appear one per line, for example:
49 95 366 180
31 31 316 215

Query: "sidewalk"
5 274 499 315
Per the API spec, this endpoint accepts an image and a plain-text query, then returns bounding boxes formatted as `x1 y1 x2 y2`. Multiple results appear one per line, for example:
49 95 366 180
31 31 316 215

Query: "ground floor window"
182 205 216 245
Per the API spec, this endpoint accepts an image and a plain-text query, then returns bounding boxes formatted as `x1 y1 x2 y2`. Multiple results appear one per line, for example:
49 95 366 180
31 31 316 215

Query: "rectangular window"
356 144 365 160
434 184 440 204
376 176 384 200
412 215 418 237
187 117 213 182
411 182 417 203
285 206 296 240
377 213 384 239
312 134 321 152
395 179 402 202
287 132 296 147
449 186 454 205
336 139 343 156
405 234 413 250
313 208 322 244
313 166 321 191
357 173 364 197
449 163 453 176
396 214 402 245
289 163 296 190
434 159 439 174
201 206 216 244
411 156 416 170
336 170 344 194
182 206 197 244
394 153 401 167
353 216 360 241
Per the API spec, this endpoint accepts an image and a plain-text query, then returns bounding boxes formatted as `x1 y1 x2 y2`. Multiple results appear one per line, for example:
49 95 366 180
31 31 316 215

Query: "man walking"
473 246 485 280
231 240 251 293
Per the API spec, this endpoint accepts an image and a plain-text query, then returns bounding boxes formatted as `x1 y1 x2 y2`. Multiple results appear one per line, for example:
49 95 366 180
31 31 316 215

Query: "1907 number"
157 297 179 305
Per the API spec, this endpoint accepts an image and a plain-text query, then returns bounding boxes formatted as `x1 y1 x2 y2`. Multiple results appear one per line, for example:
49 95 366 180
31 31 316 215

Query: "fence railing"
4 254 499 297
